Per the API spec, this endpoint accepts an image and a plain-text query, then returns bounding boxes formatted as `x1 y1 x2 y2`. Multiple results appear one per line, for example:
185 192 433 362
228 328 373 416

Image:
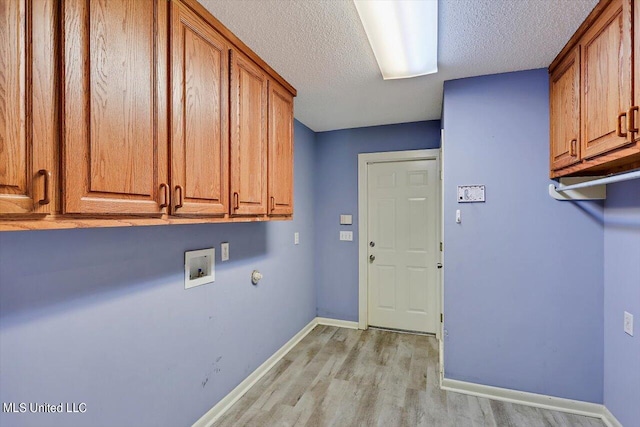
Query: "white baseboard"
192 318 319 427
442 379 624 426
601 406 623 427
194 319 624 427
441 378 609 421
192 316 359 427
316 317 360 329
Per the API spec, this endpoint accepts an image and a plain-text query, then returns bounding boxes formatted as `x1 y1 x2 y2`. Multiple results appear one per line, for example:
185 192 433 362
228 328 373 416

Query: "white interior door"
367 159 438 334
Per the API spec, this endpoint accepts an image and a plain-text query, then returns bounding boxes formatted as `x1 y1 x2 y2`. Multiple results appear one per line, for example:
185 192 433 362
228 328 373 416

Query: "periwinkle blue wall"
0 121 316 427
314 121 441 321
603 180 640 426
442 69 604 403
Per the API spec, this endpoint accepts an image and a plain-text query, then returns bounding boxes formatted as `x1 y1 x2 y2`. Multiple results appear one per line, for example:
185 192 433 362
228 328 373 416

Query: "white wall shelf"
549 169 640 201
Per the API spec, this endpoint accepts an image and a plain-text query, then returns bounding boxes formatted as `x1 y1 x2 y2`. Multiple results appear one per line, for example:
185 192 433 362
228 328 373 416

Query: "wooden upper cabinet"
0 0 296 230
268 80 294 216
581 0 633 159
631 0 640 144
171 1 228 216
550 48 581 171
62 0 169 215
230 49 268 216
0 0 56 215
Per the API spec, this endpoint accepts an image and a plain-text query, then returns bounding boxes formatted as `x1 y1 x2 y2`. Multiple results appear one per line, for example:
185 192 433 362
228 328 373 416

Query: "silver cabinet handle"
369 254 375 262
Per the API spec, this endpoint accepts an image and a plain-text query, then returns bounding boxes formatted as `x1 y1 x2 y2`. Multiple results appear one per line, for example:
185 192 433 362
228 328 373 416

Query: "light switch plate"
340 214 353 225
221 242 229 261
624 311 634 336
294 232 299 245
340 231 353 241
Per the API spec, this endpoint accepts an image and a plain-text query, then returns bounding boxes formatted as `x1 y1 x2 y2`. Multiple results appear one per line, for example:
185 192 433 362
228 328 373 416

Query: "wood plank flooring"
214 326 604 427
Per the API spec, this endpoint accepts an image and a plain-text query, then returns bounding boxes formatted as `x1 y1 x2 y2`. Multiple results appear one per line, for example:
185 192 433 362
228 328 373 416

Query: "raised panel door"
581 0 633 159
0 0 56 215
230 49 267 216
63 0 169 214
550 47 581 171
367 160 439 334
171 1 228 216
267 80 294 216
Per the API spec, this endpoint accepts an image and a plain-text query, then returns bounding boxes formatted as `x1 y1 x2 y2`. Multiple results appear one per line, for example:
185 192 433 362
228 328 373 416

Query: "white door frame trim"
439 130 445 380
357 149 442 337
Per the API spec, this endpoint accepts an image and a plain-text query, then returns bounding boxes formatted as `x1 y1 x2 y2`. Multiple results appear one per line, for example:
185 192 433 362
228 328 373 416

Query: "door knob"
369 254 375 262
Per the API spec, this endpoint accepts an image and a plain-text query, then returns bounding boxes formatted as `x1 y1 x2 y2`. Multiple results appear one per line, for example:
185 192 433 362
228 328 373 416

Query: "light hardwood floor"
214 325 604 427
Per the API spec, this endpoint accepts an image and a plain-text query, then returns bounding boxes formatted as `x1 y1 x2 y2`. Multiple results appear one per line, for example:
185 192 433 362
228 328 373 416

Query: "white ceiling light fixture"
354 0 438 80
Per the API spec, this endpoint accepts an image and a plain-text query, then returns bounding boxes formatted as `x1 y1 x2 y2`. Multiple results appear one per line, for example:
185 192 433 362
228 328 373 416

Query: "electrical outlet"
624 311 634 336
294 232 299 245
221 242 229 262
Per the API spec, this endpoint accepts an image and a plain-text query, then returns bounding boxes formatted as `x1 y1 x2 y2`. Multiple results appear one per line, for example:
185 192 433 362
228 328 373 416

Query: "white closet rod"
553 169 640 192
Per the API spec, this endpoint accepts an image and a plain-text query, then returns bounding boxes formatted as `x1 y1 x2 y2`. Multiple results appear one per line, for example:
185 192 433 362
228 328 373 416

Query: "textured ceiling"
200 0 598 132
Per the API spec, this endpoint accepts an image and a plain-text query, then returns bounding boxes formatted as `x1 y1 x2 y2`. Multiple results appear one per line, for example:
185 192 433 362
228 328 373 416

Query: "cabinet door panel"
581 0 632 158
632 0 640 144
230 50 267 215
550 48 580 170
268 81 294 216
63 0 168 214
171 1 228 215
0 0 56 215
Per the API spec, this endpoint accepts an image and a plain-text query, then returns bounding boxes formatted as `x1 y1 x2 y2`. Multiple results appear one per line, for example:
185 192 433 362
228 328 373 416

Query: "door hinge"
440 313 444 323
440 242 443 251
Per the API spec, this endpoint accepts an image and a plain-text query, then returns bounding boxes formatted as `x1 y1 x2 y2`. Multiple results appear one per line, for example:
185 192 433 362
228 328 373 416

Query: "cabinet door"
0 0 56 215
230 50 268 216
267 80 294 216
550 48 581 170
171 1 228 216
631 0 640 144
63 0 169 215
581 0 633 159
